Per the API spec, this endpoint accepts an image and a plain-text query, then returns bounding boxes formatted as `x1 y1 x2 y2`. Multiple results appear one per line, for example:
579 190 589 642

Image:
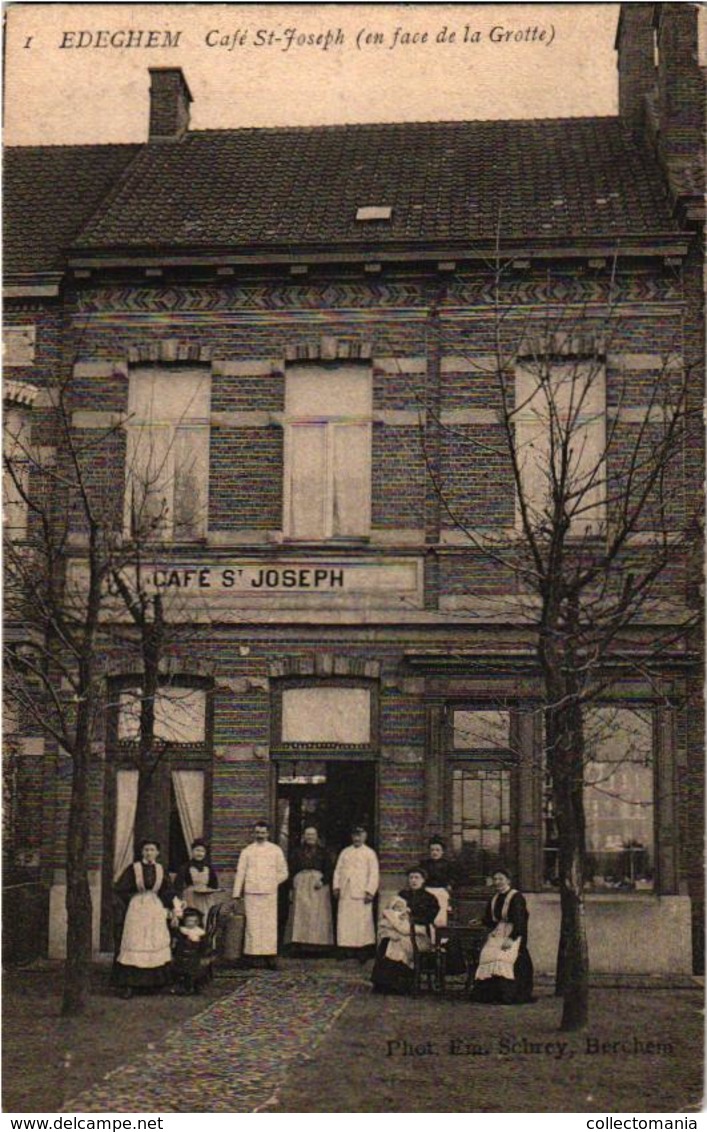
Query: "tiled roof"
74 117 679 253
3 144 140 274
6 118 679 270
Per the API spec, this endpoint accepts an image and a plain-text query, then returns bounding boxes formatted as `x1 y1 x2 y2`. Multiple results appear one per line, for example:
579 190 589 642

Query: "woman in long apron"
471 868 534 1004
286 826 334 951
113 839 178 998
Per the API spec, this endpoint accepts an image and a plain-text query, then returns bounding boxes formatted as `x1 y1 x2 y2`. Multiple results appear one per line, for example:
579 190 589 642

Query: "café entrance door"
275 759 377 862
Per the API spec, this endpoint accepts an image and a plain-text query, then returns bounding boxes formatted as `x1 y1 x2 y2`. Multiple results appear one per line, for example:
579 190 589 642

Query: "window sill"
277 536 372 548
535 890 661 901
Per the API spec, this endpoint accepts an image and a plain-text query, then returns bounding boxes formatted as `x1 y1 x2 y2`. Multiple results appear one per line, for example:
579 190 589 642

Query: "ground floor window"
451 765 513 884
544 706 654 892
113 767 206 878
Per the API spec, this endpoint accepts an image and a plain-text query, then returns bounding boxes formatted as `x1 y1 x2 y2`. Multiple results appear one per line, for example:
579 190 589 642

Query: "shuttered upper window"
3 405 31 541
283 364 372 540
514 361 606 537
124 367 210 542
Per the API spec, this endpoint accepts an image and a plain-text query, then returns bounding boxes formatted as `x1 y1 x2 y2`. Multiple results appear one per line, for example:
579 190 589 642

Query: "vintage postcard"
3 1 704 1120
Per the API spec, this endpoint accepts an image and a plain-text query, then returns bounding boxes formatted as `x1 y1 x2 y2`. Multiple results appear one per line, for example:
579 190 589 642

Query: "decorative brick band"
4 380 41 407
285 335 372 362
269 655 381 679
103 656 216 678
127 340 212 364
518 332 605 358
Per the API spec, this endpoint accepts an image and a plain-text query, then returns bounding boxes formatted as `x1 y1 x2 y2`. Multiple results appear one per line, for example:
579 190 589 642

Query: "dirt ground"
2 964 240 1112
3 963 704 1114
267 984 705 1113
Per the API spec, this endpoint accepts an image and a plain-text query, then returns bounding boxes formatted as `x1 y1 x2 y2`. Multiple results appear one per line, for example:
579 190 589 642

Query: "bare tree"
3 368 210 1011
423 255 699 1030
3 381 120 1015
106 367 211 853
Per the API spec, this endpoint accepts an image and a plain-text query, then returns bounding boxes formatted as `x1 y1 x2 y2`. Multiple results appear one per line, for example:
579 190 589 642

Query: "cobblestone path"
63 973 359 1113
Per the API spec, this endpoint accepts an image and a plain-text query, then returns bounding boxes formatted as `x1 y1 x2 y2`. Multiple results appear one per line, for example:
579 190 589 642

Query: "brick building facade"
4 4 704 972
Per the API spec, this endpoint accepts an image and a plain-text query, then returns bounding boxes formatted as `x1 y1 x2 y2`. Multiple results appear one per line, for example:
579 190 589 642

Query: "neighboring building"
4 3 704 971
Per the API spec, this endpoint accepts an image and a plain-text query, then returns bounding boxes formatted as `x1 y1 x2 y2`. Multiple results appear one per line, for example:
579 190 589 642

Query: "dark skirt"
370 940 415 995
471 946 534 1004
111 961 172 989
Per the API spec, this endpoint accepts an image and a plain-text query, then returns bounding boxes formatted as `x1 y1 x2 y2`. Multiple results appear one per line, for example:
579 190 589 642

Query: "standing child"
171 907 207 995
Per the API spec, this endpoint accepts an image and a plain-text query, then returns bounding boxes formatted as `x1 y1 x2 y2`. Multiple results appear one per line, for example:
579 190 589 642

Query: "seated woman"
370 896 415 995
471 868 534 1004
418 837 454 929
398 866 440 954
174 839 220 920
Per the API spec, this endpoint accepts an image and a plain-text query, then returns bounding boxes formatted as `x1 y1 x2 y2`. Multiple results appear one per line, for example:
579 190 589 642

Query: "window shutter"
332 422 371 536
288 422 328 538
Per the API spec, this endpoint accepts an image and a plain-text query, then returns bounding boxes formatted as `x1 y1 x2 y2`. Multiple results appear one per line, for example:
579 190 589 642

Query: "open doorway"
276 760 377 864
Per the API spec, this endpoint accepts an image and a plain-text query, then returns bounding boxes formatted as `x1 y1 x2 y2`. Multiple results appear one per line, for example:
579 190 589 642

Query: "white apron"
337 895 375 947
289 870 334 945
118 863 171 969
243 893 278 955
182 865 221 919
426 886 450 928
474 890 521 982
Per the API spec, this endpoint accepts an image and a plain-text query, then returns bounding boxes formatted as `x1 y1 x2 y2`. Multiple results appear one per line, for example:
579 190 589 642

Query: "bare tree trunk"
134 762 170 851
61 516 103 1016
61 554 101 1014
133 596 168 851
546 678 589 1031
62 741 93 1015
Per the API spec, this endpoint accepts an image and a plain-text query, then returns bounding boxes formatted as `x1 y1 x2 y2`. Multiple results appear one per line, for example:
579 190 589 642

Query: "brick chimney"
615 3 656 132
148 68 192 142
651 4 706 185
616 3 705 216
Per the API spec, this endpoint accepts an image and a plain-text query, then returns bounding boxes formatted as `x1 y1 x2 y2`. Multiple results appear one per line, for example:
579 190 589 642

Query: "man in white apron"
333 825 379 960
233 821 288 969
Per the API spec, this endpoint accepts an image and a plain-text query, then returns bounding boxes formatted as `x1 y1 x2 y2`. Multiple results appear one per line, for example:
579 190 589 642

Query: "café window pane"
452 710 510 752
584 707 654 891
282 687 371 744
451 766 512 885
118 686 207 744
543 706 654 891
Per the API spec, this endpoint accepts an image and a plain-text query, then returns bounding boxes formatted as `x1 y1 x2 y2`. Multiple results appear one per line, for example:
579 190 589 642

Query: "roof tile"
6 117 679 270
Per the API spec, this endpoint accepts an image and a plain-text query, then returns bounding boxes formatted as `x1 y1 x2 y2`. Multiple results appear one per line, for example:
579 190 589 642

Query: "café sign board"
68 556 424 618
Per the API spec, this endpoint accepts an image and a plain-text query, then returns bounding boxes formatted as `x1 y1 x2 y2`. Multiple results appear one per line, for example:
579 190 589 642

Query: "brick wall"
209 427 283 530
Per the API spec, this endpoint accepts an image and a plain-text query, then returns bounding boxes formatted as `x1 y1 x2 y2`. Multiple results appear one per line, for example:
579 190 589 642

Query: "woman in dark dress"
286 825 334 950
174 839 220 920
398 866 440 937
371 867 440 994
113 839 178 998
418 837 455 928
471 868 534 1004
371 896 415 994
